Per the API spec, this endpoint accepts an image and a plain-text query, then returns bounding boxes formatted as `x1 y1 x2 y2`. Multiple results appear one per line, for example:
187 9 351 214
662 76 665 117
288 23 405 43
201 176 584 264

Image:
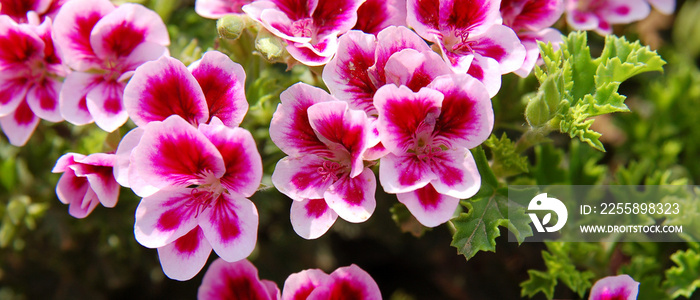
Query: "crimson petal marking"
470 25 526 74
0 100 39 146
0 0 47 23
59 72 99 126
89 3 169 61
438 0 502 37
307 101 374 177
374 26 432 84
198 259 277 300
565 9 598 31
271 0 316 20
157 227 213 281
55 165 89 205
589 274 639 300
353 0 407 35
0 72 30 116
290 198 338 239
373 84 443 153
467 55 502 97
271 155 332 201
600 0 650 24
428 74 493 149
428 147 480 199
270 82 332 156
406 0 441 41
52 0 114 71
134 189 202 248
282 268 331 300
124 56 208 127
70 153 120 208
397 184 460 227
86 80 128 132
69 187 101 219
26 77 63 122
195 0 252 19
199 194 258 263
0 16 44 69
308 264 382 300
198 122 262 197
189 51 248 127
325 167 376 223
383 49 452 92
378 152 435 193
132 115 225 189
501 0 564 32
322 30 378 115
311 0 365 38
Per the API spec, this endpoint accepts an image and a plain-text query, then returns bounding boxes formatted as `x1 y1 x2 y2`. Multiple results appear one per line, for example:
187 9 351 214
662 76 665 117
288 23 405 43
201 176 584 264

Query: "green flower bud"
217 15 248 40
542 75 561 115
525 93 551 127
255 29 286 62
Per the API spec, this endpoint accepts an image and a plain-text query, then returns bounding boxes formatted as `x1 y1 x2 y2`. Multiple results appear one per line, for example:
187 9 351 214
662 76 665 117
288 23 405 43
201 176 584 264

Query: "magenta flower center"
317 160 345 183
187 172 225 217
290 18 314 38
444 29 475 54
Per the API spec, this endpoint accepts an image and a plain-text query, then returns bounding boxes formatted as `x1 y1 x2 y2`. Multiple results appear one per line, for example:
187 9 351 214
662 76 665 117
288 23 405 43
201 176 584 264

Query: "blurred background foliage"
1 0 700 299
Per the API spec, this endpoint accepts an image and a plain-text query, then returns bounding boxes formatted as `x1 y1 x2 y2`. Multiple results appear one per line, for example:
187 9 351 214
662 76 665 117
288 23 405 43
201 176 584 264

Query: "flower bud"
542 75 561 115
525 93 550 127
217 15 248 40
255 29 286 62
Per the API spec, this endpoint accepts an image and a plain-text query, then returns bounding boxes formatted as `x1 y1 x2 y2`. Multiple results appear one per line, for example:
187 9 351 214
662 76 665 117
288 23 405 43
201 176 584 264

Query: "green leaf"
483 133 529 178
559 103 605 151
594 35 666 82
664 249 700 298
521 242 598 299
521 270 557 300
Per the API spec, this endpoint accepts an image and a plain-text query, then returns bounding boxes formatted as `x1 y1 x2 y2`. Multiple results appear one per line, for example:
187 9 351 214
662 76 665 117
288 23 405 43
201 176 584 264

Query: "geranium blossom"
198 258 280 300
282 264 381 299
52 152 119 218
0 0 68 24
407 0 526 96
565 0 651 35
242 0 366 66
374 75 493 227
0 16 66 146
270 83 379 239
131 115 262 280
52 0 169 132
353 0 407 35
194 0 253 19
589 274 639 300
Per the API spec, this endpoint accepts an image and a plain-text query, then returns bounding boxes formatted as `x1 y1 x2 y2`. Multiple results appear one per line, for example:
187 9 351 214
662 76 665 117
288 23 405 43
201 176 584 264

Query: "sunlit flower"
195 0 253 19
565 0 651 35
243 0 366 66
52 0 169 132
282 264 381 299
589 274 639 300
52 152 119 218
407 0 526 96
198 258 280 300
132 115 262 280
0 16 66 146
374 75 493 227
270 83 379 239
353 0 407 35
0 0 68 24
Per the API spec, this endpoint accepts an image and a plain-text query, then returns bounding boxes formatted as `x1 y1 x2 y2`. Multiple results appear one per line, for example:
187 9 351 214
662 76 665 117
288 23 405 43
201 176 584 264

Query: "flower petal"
282 268 331 300
378 152 435 194
55 165 89 205
0 72 29 117
310 0 364 38
501 0 564 32
406 0 440 42
199 193 258 263
270 82 331 156
195 0 252 19
470 25 526 75
514 28 562 77
198 258 276 300
397 184 459 227
52 0 115 70
198 121 262 198
308 264 381 300
157 227 213 281
647 0 675 15
353 0 407 35
0 16 44 68
86 80 128 132
26 77 62 122
59 72 99 126
68 187 101 219
589 274 639 300
132 115 225 190
466 55 502 97
374 26 432 85
134 189 202 248
599 0 650 24
383 49 452 92
290 198 339 240
0 100 39 146
286 37 337 66
113 127 143 187
71 153 120 208
271 155 333 201
324 167 376 223
189 51 248 127
123 56 208 127
428 147 480 199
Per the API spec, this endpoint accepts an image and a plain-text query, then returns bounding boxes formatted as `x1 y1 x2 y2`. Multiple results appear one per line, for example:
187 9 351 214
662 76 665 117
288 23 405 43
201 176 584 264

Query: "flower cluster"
565 0 676 35
197 258 381 300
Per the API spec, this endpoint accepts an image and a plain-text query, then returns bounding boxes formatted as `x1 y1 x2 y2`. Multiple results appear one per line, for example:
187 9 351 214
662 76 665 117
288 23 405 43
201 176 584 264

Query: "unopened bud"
525 93 550 127
255 29 285 62
542 75 561 115
217 15 247 40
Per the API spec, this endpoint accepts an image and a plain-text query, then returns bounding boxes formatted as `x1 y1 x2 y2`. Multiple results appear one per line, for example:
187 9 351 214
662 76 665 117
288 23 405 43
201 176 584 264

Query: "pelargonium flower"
52 152 119 218
52 0 169 132
270 83 379 239
194 0 253 19
0 16 66 146
0 0 68 24
282 264 381 299
374 75 493 227
500 0 564 76
565 0 651 35
353 0 407 35
242 0 366 66
131 115 262 280
589 274 639 300
198 258 280 300
407 0 526 96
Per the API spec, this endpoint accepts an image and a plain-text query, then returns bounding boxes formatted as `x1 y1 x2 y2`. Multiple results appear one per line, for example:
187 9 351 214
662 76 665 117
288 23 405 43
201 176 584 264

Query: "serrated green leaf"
483 133 529 178
521 242 598 299
664 249 700 298
559 103 605 151
521 270 556 299
595 35 666 82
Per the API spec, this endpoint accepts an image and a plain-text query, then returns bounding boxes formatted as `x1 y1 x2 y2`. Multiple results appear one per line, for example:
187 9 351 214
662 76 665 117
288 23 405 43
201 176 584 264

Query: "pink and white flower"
374 75 493 227
565 0 651 35
52 152 119 218
0 0 68 24
646 0 675 15
52 0 169 132
282 264 381 299
589 274 639 300
131 115 262 280
353 0 407 35
0 16 66 146
195 0 253 19
270 83 379 239
243 0 366 66
198 258 280 300
407 0 526 96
